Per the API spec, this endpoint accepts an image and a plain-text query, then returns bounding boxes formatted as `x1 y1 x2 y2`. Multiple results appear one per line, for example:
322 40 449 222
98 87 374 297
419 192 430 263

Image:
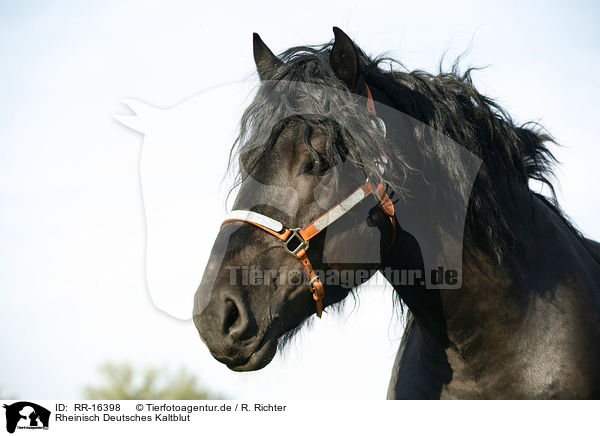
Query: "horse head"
193 28 400 371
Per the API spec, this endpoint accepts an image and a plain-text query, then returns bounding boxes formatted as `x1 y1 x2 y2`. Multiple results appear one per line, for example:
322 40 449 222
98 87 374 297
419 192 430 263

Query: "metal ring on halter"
309 275 320 287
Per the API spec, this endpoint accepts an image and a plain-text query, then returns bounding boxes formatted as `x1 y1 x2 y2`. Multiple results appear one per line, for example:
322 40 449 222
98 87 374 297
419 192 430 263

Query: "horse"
193 27 600 399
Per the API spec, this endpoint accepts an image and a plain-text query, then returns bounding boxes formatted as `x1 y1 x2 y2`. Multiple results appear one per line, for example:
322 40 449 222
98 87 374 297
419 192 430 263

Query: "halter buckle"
283 228 309 258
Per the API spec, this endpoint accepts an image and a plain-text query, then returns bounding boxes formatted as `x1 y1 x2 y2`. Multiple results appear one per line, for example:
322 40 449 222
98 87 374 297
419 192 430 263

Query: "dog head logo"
3 402 50 433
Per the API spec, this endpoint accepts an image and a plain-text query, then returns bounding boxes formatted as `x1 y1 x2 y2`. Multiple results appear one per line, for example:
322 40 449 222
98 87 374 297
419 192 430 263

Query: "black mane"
362 56 577 265
231 41 580 271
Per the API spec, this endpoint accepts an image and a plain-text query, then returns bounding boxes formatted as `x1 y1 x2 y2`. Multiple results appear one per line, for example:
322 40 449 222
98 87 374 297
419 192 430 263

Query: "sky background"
1 0 599 400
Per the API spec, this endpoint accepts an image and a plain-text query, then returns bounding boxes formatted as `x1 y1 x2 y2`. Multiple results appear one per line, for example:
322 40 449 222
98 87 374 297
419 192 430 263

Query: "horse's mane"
230 41 580 272
363 56 577 265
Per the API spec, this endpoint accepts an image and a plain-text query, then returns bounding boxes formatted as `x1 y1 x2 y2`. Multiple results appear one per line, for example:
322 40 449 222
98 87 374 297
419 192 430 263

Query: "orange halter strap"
221 84 394 317
222 180 395 317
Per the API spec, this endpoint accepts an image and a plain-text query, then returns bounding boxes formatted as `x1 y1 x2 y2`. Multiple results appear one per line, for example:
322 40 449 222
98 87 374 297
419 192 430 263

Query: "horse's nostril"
224 299 240 334
222 297 249 340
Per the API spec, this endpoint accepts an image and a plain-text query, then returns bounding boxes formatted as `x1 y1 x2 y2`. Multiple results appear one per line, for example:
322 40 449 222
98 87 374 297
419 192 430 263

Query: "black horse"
194 28 600 399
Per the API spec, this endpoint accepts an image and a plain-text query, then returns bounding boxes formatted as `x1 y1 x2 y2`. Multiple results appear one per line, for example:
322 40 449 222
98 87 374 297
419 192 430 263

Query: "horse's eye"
304 155 330 175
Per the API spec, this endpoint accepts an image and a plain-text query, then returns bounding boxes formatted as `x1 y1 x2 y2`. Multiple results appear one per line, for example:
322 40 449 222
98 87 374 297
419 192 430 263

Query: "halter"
221 84 395 317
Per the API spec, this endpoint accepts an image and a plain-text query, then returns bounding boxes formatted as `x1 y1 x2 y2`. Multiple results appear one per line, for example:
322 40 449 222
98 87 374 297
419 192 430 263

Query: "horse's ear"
253 33 281 81
330 27 361 91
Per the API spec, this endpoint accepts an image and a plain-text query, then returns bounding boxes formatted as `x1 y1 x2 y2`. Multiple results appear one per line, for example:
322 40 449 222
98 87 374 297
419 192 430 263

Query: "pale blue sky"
0 0 598 399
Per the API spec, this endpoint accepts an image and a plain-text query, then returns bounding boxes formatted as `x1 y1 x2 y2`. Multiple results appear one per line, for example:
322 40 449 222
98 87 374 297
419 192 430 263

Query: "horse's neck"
389 184 599 337
385 189 600 398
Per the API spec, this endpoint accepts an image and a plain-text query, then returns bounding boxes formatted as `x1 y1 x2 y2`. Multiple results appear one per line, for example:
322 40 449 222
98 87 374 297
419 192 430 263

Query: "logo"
117 81 482 319
2 402 50 433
